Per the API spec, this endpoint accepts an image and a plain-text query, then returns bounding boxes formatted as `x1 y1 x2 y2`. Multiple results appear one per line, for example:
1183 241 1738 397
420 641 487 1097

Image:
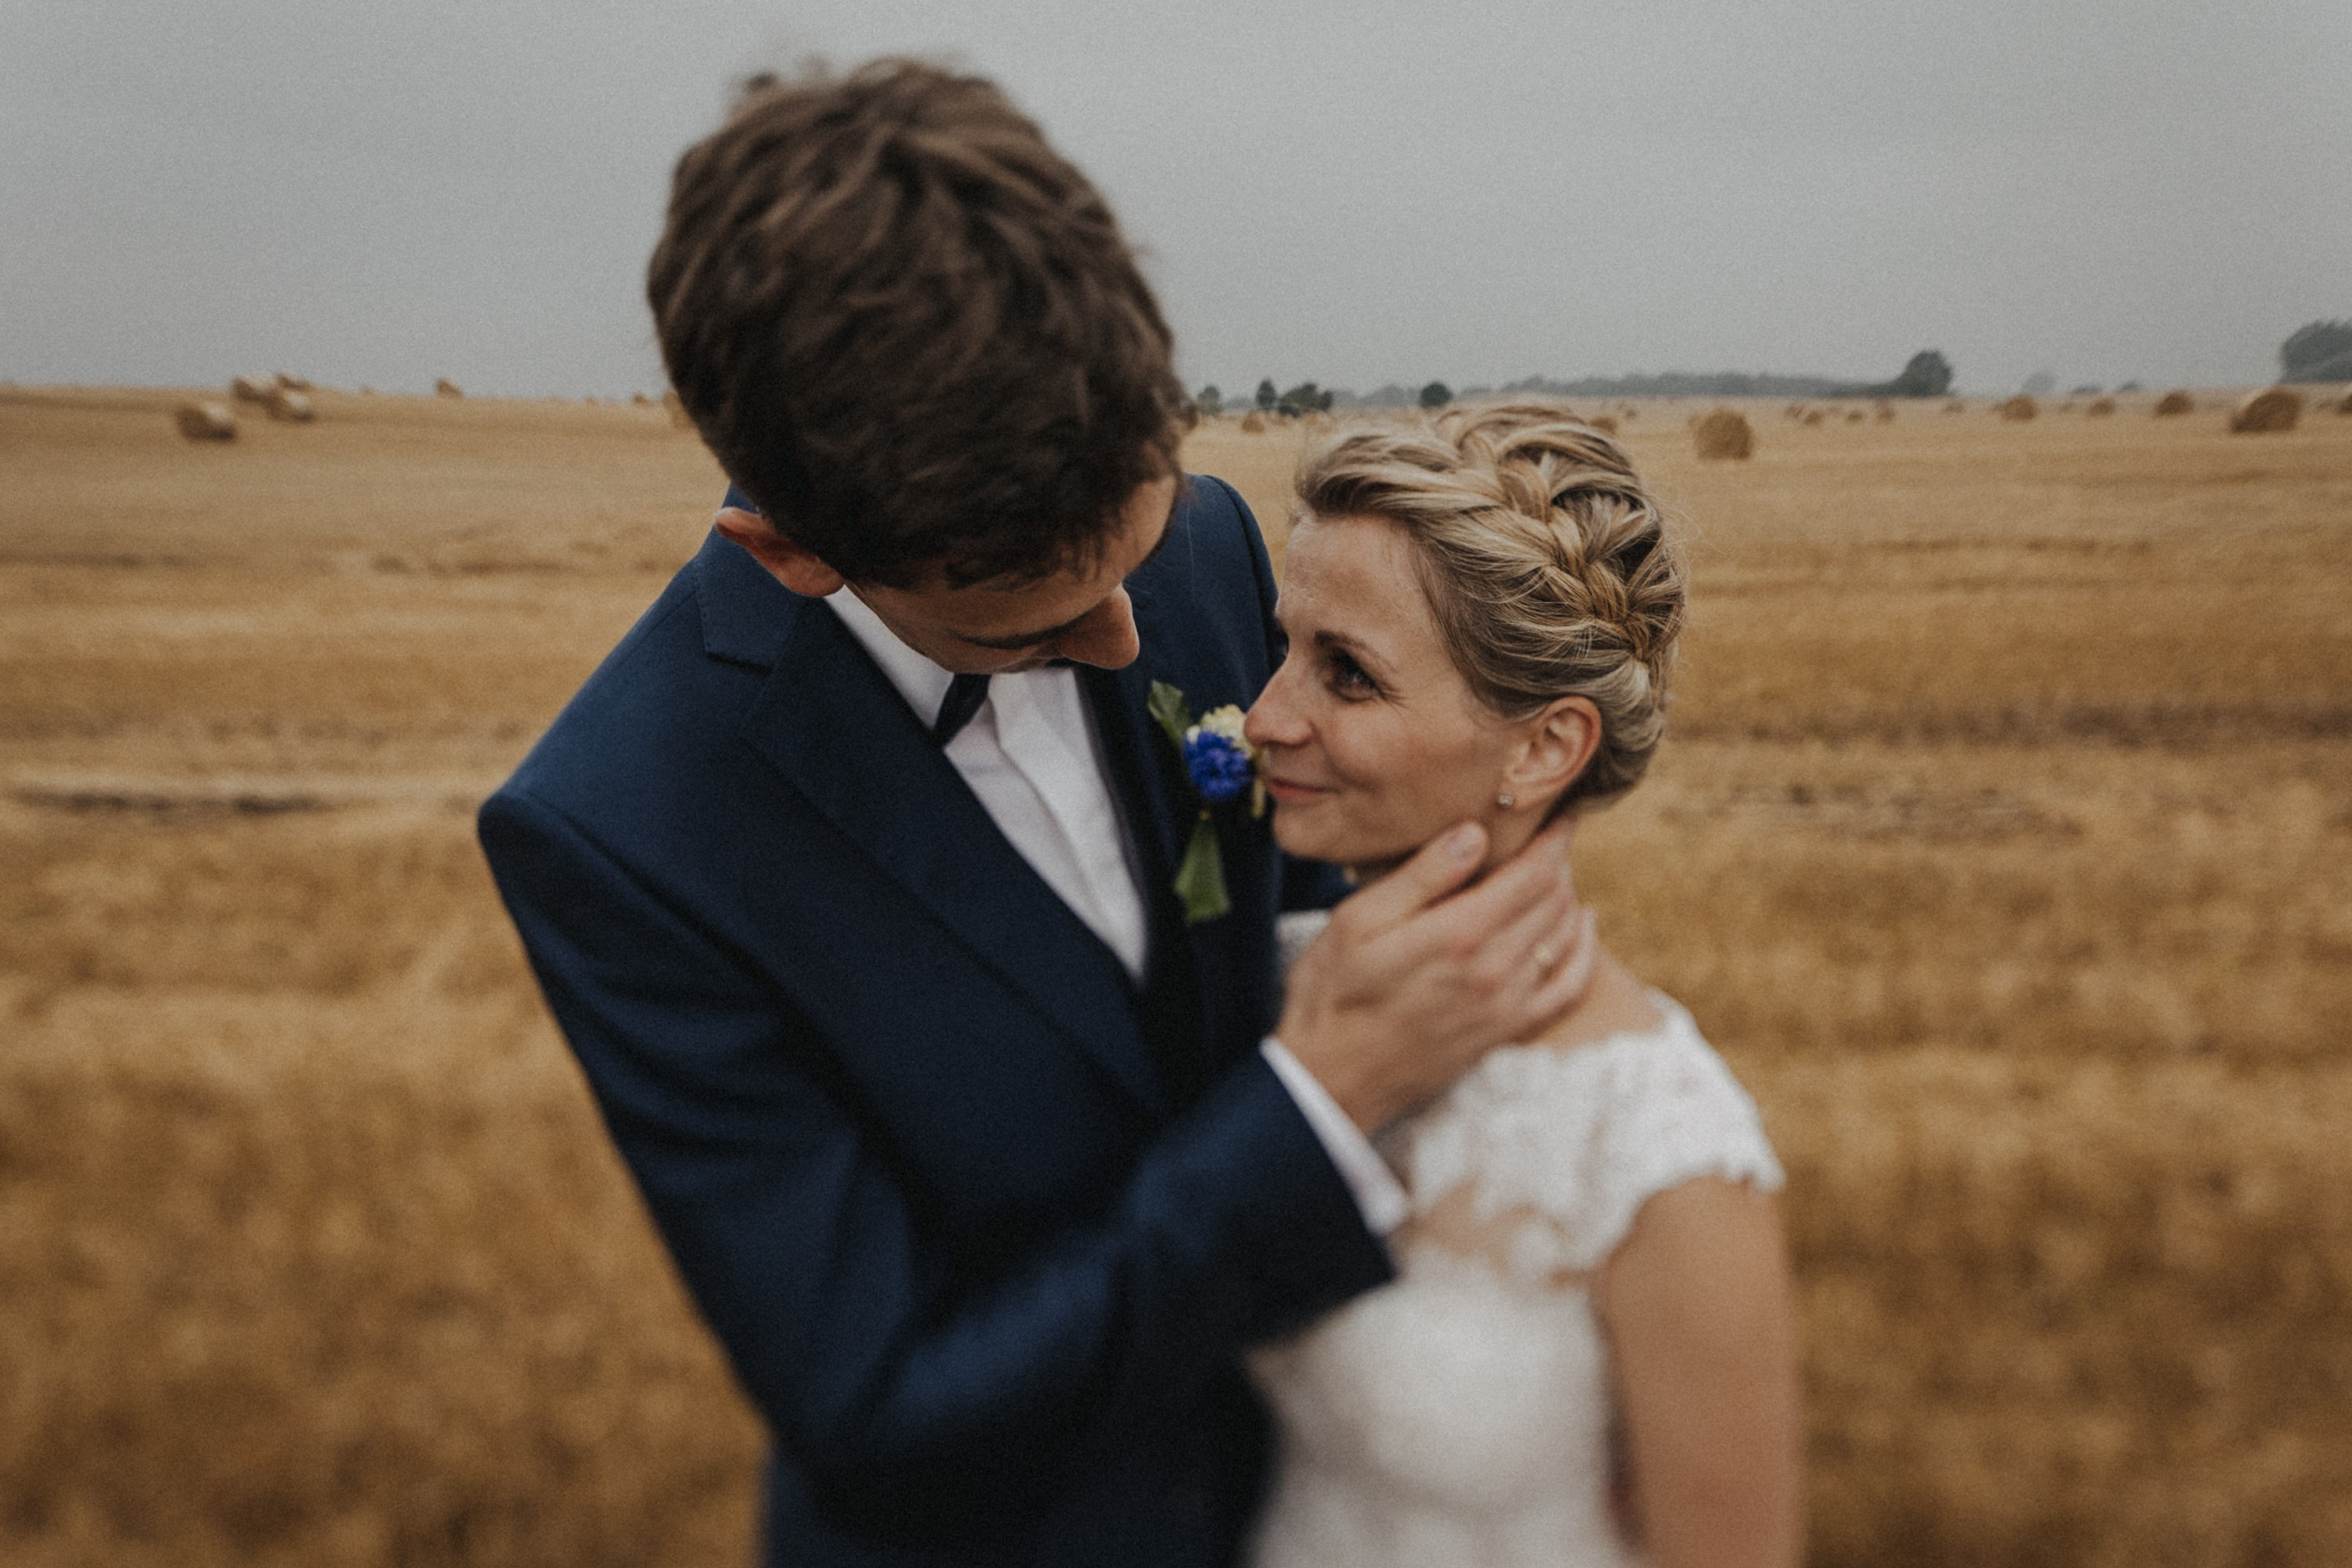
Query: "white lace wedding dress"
1248 931 1782 1568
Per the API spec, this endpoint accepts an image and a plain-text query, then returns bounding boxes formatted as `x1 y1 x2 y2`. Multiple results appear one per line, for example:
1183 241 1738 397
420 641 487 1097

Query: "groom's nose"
1044 586 1141 670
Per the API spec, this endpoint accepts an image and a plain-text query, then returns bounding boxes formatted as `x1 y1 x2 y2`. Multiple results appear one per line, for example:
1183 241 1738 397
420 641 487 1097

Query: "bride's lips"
1261 775 1330 805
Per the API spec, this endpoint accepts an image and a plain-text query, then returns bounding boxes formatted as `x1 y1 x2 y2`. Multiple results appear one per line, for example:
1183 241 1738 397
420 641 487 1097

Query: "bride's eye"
1327 653 1379 699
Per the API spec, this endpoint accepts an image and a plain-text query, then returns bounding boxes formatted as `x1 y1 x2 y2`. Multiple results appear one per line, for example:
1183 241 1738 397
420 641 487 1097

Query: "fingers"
1338 821 1489 933
1525 907 1600 1022
1477 877 1575 990
1403 819 1574 955
1488 880 1592 999
1446 830 1593 1041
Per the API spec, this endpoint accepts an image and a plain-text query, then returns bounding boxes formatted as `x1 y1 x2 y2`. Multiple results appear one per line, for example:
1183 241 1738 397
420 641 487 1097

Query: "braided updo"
1293 401 1686 809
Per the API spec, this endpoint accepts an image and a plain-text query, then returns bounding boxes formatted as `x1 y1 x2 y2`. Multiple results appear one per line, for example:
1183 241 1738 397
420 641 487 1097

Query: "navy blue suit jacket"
478 476 1390 1566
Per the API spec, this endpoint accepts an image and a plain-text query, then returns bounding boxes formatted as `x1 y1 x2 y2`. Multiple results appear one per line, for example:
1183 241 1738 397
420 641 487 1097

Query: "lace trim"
1396 998 1783 1285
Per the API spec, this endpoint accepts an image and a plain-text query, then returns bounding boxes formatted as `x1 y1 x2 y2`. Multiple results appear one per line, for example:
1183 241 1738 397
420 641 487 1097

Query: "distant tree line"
1486 369 1838 400
1845 351 1955 399
1197 328 2352 416
1195 379 1446 417
1193 351 1959 418
2281 321 2352 384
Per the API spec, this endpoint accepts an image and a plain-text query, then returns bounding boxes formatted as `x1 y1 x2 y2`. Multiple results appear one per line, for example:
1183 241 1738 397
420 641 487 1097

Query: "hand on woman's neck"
1356 804 1653 1048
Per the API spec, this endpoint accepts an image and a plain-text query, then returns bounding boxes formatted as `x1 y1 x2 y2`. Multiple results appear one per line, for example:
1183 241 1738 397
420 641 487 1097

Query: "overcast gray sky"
4 0 2344 399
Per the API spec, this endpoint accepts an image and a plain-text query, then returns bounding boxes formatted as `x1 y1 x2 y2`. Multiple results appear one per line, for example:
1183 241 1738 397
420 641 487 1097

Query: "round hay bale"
632 392 652 407
2229 386 2303 434
1240 410 1268 434
1586 414 1618 435
1802 408 1824 426
1845 408 1864 424
2153 390 2193 416
274 372 312 392
2335 387 2352 415
1873 400 1895 423
1784 402 1806 422
434 378 464 399
1692 407 1754 461
174 401 237 441
231 375 273 404
264 387 314 422
2086 397 2117 417
1618 406 1637 420
1943 400 1965 414
662 390 694 429
1997 394 2038 422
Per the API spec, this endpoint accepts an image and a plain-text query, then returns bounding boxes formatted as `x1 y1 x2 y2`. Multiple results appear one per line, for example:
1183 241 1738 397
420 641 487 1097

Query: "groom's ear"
713 506 847 598
1503 696 1602 808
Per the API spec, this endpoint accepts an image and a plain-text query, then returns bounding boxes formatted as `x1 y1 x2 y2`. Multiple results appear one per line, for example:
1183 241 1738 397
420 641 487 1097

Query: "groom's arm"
481 787 1389 1544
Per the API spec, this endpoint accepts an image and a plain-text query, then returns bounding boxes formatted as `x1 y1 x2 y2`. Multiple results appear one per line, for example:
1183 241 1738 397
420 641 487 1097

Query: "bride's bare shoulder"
1535 946 1662 1050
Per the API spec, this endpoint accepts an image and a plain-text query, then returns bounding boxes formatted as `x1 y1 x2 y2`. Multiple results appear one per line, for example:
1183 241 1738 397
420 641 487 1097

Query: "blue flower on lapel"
1181 710 1256 804
1147 681 1266 923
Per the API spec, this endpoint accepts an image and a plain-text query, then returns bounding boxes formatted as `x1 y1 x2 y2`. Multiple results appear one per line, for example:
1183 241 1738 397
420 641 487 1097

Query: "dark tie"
931 673 992 746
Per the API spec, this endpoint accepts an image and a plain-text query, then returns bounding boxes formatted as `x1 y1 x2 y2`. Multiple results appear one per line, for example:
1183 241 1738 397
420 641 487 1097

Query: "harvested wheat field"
4 386 2350 1567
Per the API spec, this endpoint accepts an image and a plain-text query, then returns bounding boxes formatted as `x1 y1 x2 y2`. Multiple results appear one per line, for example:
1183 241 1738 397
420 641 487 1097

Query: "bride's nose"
1245 657 1310 750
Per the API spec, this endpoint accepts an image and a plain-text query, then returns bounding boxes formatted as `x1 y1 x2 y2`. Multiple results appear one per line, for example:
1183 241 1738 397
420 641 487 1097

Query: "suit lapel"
1083 566 1250 1092
717 558 1166 1115
1088 521 1288 1085
1083 675 1183 892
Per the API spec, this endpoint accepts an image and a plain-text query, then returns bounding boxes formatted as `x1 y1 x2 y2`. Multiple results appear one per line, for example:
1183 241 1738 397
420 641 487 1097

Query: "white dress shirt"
825 586 1409 1236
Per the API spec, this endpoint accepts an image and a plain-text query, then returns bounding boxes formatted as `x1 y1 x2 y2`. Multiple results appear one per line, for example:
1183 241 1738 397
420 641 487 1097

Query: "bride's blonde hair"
1293 401 1686 809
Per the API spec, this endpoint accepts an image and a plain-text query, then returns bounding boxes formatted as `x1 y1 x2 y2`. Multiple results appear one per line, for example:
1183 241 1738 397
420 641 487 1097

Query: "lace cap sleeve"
1402 998 1784 1279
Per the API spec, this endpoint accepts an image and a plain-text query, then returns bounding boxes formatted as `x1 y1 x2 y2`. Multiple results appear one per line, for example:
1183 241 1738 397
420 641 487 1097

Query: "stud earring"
1497 791 1516 809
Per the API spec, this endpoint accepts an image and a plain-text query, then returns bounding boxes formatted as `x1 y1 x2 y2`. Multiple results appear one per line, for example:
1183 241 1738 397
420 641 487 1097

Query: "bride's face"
1244 514 1527 871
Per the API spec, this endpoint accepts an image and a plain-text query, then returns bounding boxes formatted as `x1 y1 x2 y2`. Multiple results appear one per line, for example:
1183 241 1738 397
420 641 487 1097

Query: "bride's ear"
1501 696 1602 811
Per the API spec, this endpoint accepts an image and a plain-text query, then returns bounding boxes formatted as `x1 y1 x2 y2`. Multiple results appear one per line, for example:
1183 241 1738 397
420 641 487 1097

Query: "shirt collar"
824 586 956 728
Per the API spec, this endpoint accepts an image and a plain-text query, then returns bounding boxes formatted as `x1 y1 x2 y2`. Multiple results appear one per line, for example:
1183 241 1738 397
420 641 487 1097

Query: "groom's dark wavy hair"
649 59 1189 589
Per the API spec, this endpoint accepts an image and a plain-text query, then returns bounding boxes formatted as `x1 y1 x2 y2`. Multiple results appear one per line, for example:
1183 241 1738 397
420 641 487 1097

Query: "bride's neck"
1348 815 1546 890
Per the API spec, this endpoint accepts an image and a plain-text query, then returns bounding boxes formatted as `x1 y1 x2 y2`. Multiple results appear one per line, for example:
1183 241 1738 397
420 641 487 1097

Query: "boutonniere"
1148 681 1266 924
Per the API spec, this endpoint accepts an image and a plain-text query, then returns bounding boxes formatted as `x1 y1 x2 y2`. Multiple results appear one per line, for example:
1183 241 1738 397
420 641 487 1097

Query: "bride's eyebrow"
1312 629 1391 675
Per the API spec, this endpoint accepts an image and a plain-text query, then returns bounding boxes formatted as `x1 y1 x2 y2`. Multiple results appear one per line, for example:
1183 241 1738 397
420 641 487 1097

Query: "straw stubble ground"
2 388 2347 1565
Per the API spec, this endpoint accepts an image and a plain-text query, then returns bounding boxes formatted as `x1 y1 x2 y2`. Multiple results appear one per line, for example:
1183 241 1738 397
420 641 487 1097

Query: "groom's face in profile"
722 472 1180 677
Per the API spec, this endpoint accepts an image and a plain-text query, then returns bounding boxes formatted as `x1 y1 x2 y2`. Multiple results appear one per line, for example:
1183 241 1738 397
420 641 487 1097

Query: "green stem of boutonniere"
1172 808 1230 924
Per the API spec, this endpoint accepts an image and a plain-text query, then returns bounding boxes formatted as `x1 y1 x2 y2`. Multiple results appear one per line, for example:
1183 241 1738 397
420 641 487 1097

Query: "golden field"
2 384 2348 1566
